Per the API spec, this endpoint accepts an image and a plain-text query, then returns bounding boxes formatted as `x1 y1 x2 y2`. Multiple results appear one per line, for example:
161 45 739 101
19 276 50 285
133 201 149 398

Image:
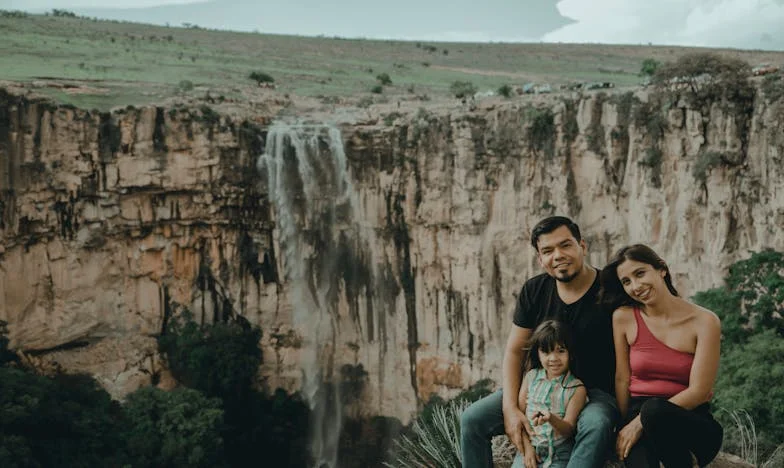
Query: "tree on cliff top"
652 52 753 107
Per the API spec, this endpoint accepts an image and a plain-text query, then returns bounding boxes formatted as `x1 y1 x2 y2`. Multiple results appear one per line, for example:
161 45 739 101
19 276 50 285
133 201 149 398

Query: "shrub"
691 151 725 183
386 379 496 467
526 106 556 158
449 81 477 99
371 84 384 94
761 73 784 103
385 399 466 468
640 58 660 77
586 93 608 154
497 84 513 98
51 9 76 17
357 96 374 108
248 71 275 85
0 320 17 365
376 73 392 85
178 79 194 92
0 10 28 18
638 147 663 187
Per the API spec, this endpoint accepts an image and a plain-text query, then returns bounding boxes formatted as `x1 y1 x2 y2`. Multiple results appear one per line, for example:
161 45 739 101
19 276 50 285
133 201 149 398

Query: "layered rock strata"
1 87 783 423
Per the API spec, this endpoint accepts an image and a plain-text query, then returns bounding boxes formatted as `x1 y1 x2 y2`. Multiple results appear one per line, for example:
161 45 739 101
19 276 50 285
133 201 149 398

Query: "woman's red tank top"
629 307 694 398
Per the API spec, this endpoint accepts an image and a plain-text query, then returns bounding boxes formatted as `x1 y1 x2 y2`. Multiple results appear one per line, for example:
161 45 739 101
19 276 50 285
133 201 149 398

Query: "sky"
4 0 784 50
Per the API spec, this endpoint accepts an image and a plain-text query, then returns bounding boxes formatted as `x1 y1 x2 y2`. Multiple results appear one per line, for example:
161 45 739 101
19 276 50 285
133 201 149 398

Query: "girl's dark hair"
598 243 679 310
525 320 576 372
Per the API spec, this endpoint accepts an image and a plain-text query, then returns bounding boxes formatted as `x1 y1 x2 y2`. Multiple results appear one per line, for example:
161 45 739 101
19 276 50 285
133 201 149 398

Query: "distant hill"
2 12 783 112
68 0 572 41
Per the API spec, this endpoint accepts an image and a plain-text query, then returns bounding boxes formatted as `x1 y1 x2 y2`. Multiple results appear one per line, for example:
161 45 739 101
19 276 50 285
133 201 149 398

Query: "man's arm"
502 324 532 452
612 308 632 419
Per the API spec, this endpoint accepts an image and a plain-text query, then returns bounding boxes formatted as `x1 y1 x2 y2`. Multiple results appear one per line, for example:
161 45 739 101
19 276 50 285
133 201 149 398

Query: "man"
461 216 617 468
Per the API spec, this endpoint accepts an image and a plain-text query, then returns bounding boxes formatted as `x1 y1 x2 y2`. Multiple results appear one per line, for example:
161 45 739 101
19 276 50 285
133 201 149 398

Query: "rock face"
1 86 784 423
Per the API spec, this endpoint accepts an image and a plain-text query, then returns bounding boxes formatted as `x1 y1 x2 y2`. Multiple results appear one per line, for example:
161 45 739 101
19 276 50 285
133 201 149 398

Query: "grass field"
2 11 784 111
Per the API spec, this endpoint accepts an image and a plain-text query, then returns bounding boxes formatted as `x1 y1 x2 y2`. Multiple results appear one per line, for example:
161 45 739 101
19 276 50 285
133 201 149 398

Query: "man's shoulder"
523 272 555 290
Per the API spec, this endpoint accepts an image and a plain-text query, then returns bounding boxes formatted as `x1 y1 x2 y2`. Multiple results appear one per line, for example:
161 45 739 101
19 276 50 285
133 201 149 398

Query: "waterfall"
258 123 365 468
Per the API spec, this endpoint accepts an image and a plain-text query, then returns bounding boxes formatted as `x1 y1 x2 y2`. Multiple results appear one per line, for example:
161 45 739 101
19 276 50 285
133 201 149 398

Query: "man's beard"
554 269 579 283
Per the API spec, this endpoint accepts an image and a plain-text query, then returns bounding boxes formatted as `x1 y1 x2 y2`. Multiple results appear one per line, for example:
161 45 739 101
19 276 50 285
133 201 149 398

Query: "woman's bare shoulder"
689 302 721 331
612 305 636 323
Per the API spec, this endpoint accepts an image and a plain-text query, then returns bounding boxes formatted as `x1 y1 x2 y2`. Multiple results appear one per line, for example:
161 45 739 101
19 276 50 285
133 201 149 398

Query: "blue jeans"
511 439 574 468
460 389 618 468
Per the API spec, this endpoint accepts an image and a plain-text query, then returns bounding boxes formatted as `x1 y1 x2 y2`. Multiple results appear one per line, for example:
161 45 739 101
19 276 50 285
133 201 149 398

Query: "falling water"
258 123 361 468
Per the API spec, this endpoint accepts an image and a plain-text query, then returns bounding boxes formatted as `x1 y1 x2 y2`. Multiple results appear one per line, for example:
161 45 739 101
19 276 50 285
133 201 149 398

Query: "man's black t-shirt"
512 269 615 394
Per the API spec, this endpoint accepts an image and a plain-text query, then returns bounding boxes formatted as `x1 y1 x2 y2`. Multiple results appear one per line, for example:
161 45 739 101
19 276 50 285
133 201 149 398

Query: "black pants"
622 397 723 468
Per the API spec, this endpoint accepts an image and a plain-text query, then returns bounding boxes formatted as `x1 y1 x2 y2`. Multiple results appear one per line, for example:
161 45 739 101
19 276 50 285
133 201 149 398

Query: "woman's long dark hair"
525 320 577 373
598 243 679 311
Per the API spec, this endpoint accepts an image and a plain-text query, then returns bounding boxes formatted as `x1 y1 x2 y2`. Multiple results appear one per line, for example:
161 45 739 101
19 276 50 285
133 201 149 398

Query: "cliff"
1 84 783 424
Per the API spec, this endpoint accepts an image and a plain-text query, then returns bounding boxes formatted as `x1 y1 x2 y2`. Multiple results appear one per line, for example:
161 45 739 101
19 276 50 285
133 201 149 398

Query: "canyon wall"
1 86 783 422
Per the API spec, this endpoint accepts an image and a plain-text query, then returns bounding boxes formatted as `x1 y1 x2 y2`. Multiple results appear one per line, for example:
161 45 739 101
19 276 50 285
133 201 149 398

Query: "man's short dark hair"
530 216 582 250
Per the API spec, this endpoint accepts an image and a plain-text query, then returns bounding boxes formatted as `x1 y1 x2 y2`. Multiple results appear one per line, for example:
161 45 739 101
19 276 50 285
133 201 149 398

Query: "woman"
599 244 723 467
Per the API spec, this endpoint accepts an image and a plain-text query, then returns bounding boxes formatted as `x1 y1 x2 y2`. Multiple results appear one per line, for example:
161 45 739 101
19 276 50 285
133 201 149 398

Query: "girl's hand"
616 416 643 460
524 447 539 468
532 409 551 426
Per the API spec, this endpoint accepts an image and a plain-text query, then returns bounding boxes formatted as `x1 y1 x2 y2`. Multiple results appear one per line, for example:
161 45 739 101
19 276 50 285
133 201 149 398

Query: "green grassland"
2 11 784 111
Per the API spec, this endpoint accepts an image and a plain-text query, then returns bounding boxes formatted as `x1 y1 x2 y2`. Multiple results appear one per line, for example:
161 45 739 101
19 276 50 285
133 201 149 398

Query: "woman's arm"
668 308 721 409
540 385 587 438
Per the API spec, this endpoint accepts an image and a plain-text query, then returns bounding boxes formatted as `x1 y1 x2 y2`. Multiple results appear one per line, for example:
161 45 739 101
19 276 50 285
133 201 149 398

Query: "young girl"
512 320 587 468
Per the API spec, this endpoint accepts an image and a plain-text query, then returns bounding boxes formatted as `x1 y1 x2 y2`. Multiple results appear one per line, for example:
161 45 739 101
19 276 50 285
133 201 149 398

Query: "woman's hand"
616 415 643 460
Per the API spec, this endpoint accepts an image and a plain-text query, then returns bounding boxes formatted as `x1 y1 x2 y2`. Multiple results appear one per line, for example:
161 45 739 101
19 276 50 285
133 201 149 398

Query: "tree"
652 52 753 107
157 313 262 401
640 58 660 77
0 369 127 467
692 250 784 458
449 81 477 99
497 84 513 98
692 249 784 345
124 386 225 468
376 73 392 85
248 71 274 85
712 330 784 458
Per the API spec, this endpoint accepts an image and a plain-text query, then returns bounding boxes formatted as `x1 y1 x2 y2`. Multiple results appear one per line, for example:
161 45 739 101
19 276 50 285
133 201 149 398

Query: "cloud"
6 0 209 10
543 0 784 50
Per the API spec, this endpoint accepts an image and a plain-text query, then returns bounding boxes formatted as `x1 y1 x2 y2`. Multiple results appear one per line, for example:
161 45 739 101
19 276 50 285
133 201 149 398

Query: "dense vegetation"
693 250 784 460
0 314 310 468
